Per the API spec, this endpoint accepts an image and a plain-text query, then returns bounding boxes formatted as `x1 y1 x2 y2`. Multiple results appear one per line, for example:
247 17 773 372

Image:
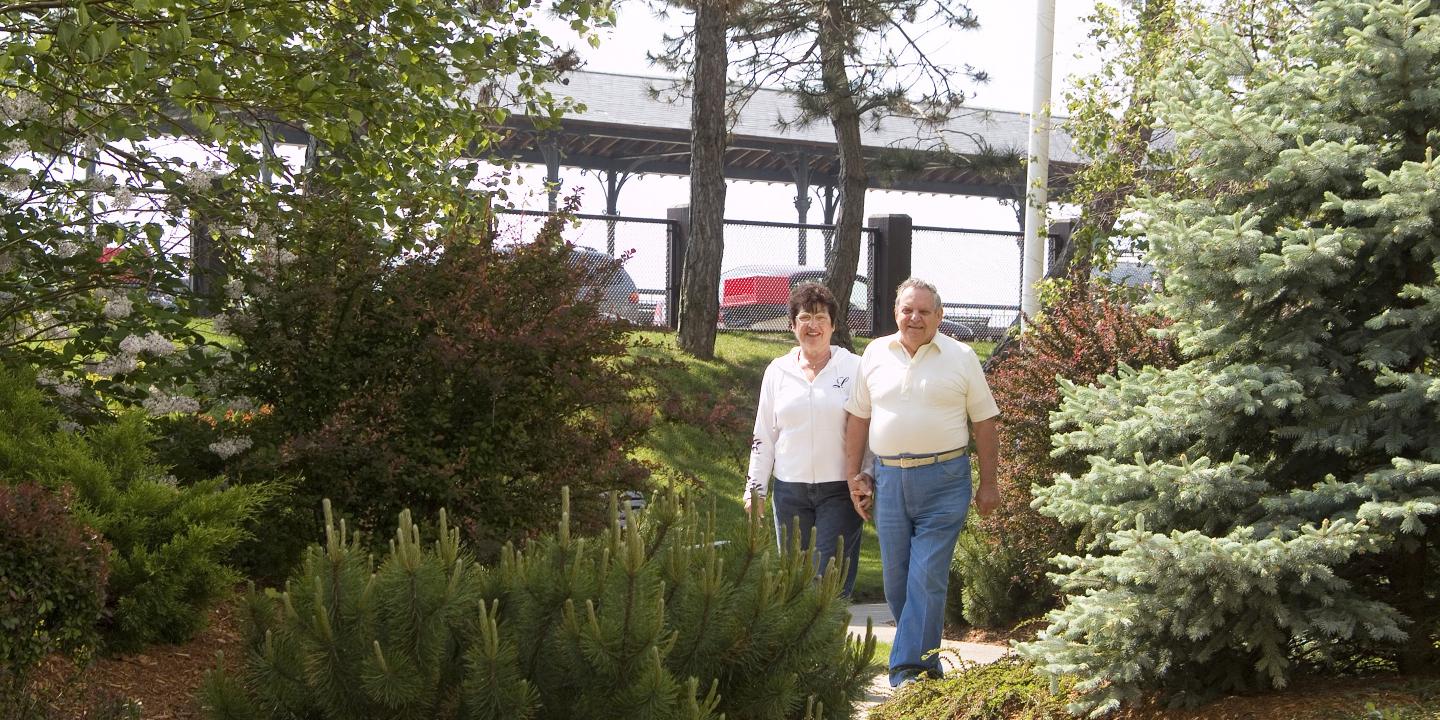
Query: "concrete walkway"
847 603 1009 715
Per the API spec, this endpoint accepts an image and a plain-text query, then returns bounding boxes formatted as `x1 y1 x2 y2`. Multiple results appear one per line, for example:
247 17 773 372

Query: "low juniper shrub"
0 364 274 653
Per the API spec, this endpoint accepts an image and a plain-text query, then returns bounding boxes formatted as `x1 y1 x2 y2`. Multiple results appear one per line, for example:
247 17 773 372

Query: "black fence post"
867 214 911 337
666 205 690 331
1047 218 1075 272
189 204 227 318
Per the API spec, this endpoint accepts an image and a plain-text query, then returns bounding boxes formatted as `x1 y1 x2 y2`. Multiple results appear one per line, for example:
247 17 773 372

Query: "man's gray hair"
895 277 943 310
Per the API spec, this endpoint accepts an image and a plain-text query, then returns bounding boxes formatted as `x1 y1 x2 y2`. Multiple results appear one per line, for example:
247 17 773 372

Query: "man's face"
894 286 942 348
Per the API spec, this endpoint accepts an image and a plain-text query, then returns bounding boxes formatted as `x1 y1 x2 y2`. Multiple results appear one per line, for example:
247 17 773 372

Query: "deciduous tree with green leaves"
1057 0 1187 275
1020 1 1440 713
1 0 611 426
1058 0 1304 275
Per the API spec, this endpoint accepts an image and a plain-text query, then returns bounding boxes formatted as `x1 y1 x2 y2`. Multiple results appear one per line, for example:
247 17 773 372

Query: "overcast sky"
512 0 1102 232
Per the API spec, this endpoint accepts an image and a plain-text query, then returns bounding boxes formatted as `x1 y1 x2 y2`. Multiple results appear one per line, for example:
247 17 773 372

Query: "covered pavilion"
492 70 1083 223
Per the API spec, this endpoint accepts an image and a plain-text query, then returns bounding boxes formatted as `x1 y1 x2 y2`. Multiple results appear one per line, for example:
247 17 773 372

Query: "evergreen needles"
201 490 879 719
1018 1 1440 714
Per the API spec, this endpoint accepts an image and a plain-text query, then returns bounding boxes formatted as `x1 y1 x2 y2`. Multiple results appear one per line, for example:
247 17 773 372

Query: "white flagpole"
1021 0 1056 328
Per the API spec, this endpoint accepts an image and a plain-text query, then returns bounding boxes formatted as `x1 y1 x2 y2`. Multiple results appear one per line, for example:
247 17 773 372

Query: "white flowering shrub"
0 108 236 426
142 385 201 417
207 436 253 460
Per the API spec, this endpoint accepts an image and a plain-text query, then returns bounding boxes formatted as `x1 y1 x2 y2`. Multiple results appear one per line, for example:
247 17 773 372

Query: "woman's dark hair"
788 282 839 325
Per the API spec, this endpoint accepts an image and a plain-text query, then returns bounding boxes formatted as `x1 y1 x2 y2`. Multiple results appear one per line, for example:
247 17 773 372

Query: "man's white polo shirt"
845 332 999 457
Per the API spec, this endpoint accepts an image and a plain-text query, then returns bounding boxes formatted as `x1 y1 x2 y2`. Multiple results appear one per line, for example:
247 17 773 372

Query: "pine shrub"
947 527 1036 631
0 483 109 710
0 364 273 653
949 280 1177 631
1020 2 1440 713
226 201 653 569
201 490 878 720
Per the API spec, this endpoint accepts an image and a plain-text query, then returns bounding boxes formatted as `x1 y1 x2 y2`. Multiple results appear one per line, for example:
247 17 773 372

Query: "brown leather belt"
876 448 966 469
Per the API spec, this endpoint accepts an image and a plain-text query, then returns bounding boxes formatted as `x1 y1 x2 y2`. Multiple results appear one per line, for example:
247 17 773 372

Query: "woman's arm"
743 363 780 517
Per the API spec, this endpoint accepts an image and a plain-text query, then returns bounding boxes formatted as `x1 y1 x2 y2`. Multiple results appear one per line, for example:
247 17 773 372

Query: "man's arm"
971 417 999 516
844 412 873 521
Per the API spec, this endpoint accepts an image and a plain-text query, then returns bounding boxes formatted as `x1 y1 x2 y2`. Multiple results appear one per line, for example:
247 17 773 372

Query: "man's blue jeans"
873 455 971 686
771 479 863 598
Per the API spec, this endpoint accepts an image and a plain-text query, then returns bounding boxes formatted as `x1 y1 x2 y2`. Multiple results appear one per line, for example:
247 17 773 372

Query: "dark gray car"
568 249 648 324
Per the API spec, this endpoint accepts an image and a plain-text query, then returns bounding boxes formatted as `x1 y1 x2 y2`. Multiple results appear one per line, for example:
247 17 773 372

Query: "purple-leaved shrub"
229 201 654 566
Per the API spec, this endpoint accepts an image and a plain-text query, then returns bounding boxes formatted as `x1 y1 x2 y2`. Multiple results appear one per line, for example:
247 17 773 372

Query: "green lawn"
631 330 994 603
187 317 239 347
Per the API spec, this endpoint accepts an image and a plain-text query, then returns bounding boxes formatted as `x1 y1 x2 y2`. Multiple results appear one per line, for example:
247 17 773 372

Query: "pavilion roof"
494 70 1082 198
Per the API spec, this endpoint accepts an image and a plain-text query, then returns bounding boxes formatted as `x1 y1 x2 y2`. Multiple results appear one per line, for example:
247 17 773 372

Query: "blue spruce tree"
1019 1 1440 714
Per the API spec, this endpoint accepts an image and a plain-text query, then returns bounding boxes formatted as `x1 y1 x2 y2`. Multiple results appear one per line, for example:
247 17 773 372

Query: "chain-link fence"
493 209 672 326
492 209 1031 340
714 220 876 335
912 225 1029 341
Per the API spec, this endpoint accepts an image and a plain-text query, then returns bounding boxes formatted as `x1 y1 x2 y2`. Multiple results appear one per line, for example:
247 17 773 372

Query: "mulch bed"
1111 675 1438 720
946 620 1045 646
26 599 1439 720
31 602 243 720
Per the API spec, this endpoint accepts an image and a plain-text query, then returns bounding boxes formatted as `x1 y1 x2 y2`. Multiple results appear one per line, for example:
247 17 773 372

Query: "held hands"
848 472 874 521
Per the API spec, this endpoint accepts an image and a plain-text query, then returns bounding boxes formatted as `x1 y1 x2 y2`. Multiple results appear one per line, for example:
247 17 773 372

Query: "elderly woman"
744 282 872 597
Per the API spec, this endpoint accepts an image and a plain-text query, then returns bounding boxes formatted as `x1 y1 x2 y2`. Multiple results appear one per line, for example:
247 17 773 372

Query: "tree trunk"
1393 527 1439 673
677 0 729 359
818 0 866 351
189 189 229 318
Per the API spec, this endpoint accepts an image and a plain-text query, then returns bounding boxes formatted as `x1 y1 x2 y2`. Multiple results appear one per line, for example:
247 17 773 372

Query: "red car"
717 265 872 331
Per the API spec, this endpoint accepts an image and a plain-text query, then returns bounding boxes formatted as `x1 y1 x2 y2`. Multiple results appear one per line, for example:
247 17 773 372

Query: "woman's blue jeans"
771 479 863 598
873 455 971 686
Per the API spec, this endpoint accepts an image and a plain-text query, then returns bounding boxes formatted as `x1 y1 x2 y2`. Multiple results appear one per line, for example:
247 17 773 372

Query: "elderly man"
843 278 1000 687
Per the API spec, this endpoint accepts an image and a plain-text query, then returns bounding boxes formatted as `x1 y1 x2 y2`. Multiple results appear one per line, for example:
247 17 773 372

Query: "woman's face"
791 303 834 351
